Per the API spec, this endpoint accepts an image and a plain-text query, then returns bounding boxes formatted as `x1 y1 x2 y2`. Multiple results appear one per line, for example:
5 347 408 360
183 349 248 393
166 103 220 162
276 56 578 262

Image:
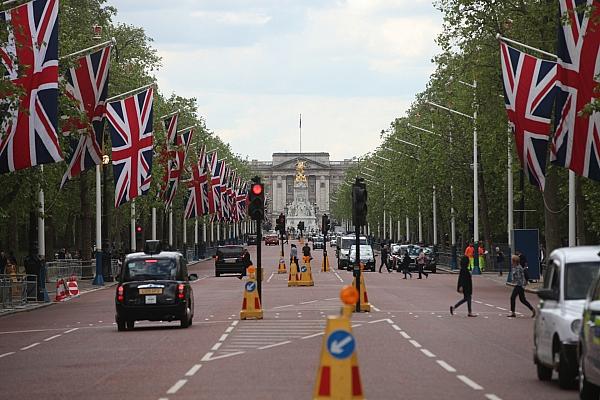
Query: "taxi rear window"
124 259 177 281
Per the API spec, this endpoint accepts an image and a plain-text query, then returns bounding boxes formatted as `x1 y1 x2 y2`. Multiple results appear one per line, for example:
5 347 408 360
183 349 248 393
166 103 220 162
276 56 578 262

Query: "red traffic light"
251 184 263 195
136 225 143 233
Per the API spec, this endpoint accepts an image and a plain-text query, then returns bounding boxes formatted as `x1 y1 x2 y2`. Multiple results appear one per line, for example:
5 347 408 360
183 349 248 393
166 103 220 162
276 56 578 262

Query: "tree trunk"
80 172 92 260
544 166 563 253
576 176 587 245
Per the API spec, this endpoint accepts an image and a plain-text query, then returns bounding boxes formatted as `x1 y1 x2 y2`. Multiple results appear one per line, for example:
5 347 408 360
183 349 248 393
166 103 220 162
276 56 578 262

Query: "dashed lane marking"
409 340 422 348
436 360 457 373
400 331 411 339
211 342 222 351
166 379 187 394
257 341 291 350
266 272 275 283
219 334 229 341
485 394 503 400
391 324 402 331
64 328 79 334
185 364 202 377
271 304 294 309
421 349 436 358
20 342 40 351
0 352 15 358
300 300 318 304
44 334 61 342
457 375 484 390
301 332 324 339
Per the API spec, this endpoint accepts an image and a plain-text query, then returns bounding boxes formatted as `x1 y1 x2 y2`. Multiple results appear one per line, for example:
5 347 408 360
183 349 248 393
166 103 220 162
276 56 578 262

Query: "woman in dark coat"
450 256 476 317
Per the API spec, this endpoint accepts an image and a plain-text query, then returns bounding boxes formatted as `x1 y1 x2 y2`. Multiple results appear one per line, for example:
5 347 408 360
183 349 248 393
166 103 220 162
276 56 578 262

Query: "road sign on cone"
297 256 314 286
351 275 371 313
67 274 80 296
240 266 263 320
278 258 287 274
313 286 364 400
55 278 68 302
288 261 299 287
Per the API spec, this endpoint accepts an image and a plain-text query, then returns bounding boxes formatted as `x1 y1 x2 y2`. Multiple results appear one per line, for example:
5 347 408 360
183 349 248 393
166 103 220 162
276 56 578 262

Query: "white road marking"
485 394 503 400
496 307 507 311
333 271 344 282
257 341 291 350
371 305 381 312
0 352 15 358
0 328 63 335
420 349 436 358
409 340 422 348
266 272 275 283
211 342 222 351
351 324 362 328
166 379 187 394
44 334 62 342
300 300 318 304
484 303 494 307
219 334 229 342
436 360 457 373
20 342 40 351
324 297 337 301
64 328 78 334
400 331 411 339
301 332 325 339
232 321 239 326
225 326 234 333
368 319 389 324
474 300 482 304
457 375 483 390
185 364 202 377
391 324 402 331
272 304 294 309
201 351 245 361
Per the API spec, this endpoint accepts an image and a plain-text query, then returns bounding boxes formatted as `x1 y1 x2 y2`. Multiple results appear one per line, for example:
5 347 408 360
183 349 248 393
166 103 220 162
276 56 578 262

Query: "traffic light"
135 225 143 241
248 180 265 221
322 214 330 235
352 178 368 227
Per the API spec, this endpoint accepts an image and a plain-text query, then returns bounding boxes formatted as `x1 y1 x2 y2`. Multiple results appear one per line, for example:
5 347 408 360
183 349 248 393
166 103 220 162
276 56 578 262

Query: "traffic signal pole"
257 221 262 301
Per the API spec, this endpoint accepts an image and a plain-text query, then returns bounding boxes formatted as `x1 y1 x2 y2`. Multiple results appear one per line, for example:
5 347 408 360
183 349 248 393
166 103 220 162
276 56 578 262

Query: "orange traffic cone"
55 278 68 302
314 286 364 400
297 256 314 286
350 274 371 312
240 266 263 320
278 258 287 274
288 260 299 287
67 274 80 296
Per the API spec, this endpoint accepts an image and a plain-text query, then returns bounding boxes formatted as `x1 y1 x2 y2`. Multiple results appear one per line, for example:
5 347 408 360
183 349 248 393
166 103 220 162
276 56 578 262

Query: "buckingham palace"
249 152 355 228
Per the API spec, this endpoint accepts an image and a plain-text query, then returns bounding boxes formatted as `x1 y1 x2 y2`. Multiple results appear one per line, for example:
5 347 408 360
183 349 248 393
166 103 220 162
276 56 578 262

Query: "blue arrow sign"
301 266 307 272
245 281 256 292
327 330 355 359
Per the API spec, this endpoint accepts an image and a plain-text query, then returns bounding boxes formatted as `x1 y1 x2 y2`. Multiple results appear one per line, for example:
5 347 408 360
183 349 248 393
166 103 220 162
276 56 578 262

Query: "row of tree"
0 0 251 261
331 0 595 253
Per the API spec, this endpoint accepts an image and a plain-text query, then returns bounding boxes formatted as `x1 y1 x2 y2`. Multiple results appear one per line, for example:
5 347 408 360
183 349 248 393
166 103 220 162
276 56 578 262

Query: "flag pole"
299 113 302 154
131 200 136 252
507 124 514 248
496 34 557 59
60 38 115 61
106 82 156 103
152 207 157 240
160 109 180 120
38 165 45 258
569 171 576 246
177 126 195 134
169 208 173 247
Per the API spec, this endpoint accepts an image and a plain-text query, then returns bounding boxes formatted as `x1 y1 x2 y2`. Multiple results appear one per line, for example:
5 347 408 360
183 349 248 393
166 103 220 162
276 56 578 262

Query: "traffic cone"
321 254 330 272
55 278 68 302
350 275 371 313
67 274 80 296
240 266 263 320
288 261 299 287
278 258 287 274
314 286 364 400
297 256 314 286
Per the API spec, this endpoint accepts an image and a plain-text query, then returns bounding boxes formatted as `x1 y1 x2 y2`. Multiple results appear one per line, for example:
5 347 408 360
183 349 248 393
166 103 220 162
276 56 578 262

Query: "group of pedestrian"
450 252 535 318
380 245 429 279
0 249 17 276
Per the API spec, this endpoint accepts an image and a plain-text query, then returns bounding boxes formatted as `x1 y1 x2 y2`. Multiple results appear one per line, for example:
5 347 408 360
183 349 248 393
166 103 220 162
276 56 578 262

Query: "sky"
106 0 443 161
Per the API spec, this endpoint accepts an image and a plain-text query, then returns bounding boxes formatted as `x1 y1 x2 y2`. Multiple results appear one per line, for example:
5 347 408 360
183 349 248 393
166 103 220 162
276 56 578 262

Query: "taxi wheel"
116 318 126 332
126 320 135 330
180 307 192 328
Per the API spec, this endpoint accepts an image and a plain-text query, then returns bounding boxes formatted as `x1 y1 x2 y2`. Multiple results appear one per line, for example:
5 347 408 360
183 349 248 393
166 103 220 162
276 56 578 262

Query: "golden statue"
295 160 307 183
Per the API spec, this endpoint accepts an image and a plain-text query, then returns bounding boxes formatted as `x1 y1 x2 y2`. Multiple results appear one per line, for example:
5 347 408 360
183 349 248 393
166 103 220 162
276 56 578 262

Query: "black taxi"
115 241 197 331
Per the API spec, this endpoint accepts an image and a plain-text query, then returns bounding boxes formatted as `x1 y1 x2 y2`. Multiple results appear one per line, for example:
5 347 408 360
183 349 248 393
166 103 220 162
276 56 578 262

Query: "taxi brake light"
117 285 124 302
177 284 185 299
145 259 158 263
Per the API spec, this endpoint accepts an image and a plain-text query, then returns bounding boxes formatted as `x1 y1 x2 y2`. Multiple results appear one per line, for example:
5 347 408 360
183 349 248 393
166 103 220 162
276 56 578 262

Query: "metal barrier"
47 259 95 282
0 274 38 310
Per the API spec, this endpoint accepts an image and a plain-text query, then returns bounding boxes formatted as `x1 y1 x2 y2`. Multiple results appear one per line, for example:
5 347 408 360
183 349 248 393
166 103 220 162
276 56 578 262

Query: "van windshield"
124 259 177 282
565 262 600 300
342 237 367 249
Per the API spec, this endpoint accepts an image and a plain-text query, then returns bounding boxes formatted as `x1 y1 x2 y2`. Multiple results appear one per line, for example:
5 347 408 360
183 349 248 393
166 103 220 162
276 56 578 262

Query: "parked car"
265 234 279 246
534 246 600 389
579 255 600 399
347 244 376 272
115 241 197 331
313 236 325 250
247 234 258 245
214 245 247 277
336 235 368 270
423 246 438 273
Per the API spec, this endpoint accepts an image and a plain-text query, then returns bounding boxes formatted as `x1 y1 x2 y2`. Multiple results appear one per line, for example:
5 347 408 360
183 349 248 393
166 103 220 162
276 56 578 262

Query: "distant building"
249 152 355 228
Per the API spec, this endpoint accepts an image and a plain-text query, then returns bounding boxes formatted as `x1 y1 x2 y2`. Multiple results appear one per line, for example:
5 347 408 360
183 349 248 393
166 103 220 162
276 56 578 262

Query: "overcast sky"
106 0 442 161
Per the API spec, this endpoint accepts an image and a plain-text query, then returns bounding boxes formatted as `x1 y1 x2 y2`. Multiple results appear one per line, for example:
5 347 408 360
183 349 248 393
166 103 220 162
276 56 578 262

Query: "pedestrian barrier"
0 274 38 311
288 261 299 287
240 265 263 320
46 259 95 281
277 258 287 274
297 256 314 286
313 285 364 399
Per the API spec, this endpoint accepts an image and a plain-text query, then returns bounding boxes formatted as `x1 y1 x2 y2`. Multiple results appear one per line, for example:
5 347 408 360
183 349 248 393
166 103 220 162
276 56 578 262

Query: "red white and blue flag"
106 87 154 207
163 127 194 208
207 151 222 217
60 45 112 187
550 0 600 181
500 41 557 191
0 0 62 173
184 144 210 219
236 180 248 221
163 113 179 151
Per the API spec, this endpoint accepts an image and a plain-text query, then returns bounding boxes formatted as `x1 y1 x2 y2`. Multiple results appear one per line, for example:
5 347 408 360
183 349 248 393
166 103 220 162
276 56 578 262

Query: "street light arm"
393 136 421 148
426 100 474 120
375 154 392 163
407 123 441 137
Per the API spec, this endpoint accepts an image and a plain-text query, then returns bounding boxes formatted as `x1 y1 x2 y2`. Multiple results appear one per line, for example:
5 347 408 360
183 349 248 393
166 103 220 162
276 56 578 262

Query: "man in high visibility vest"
478 244 486 272
464 243 475 271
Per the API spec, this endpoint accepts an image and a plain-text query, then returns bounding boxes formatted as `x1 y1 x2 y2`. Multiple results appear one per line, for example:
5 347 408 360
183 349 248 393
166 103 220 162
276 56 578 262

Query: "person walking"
379 244 391 273
508 254 536 318
290 244 298 266
450 256 476 317
240 248 252 279
416 248 428 279
302 242 312 264
496 247 505 276
400 251 412 279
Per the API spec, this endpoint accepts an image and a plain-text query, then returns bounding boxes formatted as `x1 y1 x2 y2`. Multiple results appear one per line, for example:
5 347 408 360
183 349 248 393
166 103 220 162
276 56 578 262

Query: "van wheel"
558 345 577 389
537 362 553 381
126 320 135 330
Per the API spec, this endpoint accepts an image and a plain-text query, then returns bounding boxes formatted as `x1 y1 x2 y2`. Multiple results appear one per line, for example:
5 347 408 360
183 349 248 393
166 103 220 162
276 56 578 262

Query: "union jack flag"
207 151 222 217
60 45 112 187
163 113 179 151
500 41 557 191
550 0 600 181
220 162 231 222
236 180 248 221
106 87 154 207
158 113 178 203
163 127 194 208
0 0 62 173
184 144 209 219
